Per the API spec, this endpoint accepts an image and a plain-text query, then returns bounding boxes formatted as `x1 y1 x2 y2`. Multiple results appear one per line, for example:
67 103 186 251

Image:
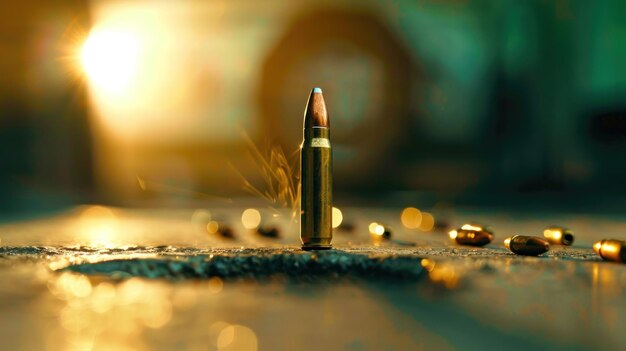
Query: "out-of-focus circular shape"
241 209 261 229
332 207 343 229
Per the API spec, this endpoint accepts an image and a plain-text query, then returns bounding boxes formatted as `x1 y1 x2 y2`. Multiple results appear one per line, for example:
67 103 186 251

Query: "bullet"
449 224 494 246
504 235 549 256
369 222 392 241
593 239 626 263
300 87 332 250
543 226 574 245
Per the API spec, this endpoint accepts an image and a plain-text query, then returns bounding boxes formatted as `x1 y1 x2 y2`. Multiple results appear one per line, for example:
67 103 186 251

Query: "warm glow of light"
192 209 212 227
49 272 177 350
504 237 511 249
368 222 379 234
51 273 93 300
332 207 343 229
449 230 458 239
602 244 619 254
76 205 120 248
593 241 602 254
374 225 385 236
544 229 561 239
368 222 386 236
142 300 173 329
217 324 258 351
426 263 460 289
421 258 436 272
90 282 117 314
208 277 223 294
400 207 422 229
461 224 482 231
81 27 139 96
419 212 435 231
218 325 236 349
207 221 220 235
241 209 261 229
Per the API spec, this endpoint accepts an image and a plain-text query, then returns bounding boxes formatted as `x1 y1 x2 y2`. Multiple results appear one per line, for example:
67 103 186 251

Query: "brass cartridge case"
300 88 332 250
449 224 494 246
504 235 550 256
543 226 574 245
593 239 626 263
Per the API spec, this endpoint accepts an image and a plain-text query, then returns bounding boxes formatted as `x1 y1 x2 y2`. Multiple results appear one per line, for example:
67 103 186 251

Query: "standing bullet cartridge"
543 226 574 245
300 87 332 250
504 235 550 256
449 224 494 246
593 239 626 263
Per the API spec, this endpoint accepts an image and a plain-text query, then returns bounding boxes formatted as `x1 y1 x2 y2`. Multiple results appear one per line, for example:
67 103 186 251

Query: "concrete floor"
0 205 624 350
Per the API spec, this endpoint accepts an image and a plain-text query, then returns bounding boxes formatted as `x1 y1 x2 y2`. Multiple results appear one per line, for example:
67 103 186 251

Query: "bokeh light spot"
207 221 220 235
241 209 261 229
418 212 434 231
81 27 139 96
332 207 343 229
400 207 422 229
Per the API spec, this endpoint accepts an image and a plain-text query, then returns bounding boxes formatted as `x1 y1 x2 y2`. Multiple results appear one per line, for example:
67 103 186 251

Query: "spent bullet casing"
593 239 626 263
504 235 550 256
449 224 494 246
543 226 574 245
369 222 392 241
300 88 332 250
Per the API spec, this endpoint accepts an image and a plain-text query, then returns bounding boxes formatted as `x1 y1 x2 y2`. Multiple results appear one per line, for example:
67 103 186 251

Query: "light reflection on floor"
0 206 625 350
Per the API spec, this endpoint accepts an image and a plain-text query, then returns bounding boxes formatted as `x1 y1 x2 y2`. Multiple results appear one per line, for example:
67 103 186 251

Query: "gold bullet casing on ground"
543 226 574 245
449 224 494 246
369 222 392 242
593 239 626 263
300 88 332 250
504 235 550 256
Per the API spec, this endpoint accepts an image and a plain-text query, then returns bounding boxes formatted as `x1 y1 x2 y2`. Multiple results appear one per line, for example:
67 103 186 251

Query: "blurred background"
2 0 626 215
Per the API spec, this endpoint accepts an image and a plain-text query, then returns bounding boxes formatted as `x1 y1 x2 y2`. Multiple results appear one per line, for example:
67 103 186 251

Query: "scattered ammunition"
206 220 235 239
256 225 280 238
369 222 392 241
504 235 549 256
593 239 626 263
448 224 494 246
543 226 574 245
300 87 333 250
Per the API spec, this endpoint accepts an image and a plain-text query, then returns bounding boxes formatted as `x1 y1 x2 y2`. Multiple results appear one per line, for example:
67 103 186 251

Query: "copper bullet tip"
593 240 602 255
304 87 329 128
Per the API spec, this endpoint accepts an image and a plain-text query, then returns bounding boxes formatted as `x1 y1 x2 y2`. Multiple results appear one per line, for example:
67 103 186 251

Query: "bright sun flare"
81 28 139 95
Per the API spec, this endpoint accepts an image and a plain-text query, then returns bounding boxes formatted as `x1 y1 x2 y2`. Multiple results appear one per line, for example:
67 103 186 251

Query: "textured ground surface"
0 205 625 350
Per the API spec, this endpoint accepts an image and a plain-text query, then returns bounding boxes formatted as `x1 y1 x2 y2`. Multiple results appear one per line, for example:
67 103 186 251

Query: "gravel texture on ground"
0 244 600 281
